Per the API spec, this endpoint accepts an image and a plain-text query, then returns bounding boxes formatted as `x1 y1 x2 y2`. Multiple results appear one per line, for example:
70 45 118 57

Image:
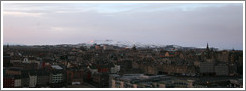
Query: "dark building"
3 53 11 67
21 71 30 87
91 73 109 88
66 68 83 85
3 75 15 88
37 70 50 87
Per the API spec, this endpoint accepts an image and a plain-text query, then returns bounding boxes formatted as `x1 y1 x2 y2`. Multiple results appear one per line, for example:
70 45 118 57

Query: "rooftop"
51 65 63 70
117 74 167 82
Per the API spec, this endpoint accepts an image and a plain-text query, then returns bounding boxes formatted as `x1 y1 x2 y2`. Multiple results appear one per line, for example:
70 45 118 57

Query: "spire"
206 43 209 51
206 43 211 59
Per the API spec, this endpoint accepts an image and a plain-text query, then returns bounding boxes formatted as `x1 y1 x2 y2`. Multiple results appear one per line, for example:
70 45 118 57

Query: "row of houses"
3 65 78 88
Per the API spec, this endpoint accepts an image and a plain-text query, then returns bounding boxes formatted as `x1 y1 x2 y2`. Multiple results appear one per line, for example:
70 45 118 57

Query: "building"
91 72 109 87
29 71 37 87
217 51 229 62
110 65 120 74
66 68 83 85
103 45 114 50
49 65 64 84
110 74 173 88
36 70 50 87
214 64 229 76
14 76 22 88
200 62 215 76
97 65 109 73
95 45 102 50
5 67 22 75
50 71 63 84
3 75 15 88
229 79 243 88
3 53 11 67
21 71 30 87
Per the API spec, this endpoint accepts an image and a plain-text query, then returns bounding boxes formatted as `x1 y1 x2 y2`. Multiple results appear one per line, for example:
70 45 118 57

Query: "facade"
67 69 83 84
49 65 64 84
50 72 63 84
217 51 229 62
14 79 21 87
214 64 229 76
21 72 29 87
3 54 11 67
29 73 37 87
3 76 15 88
5 68 22 75
200 62 215 75
37 70 50 87
110 65 120 74
103 45 114 50
91 73 109 87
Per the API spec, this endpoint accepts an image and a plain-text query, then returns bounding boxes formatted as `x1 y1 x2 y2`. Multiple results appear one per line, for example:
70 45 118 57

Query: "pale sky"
2 2 244 50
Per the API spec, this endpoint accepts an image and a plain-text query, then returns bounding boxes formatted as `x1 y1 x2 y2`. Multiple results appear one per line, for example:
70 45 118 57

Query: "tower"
206 43 211 59
206 43 209 52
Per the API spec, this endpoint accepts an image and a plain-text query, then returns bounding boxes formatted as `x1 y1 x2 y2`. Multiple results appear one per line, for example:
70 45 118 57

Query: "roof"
51 65 63 70
117 74 168 84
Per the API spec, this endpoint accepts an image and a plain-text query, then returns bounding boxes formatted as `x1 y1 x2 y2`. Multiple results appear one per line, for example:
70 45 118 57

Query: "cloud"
50 27 65 31
3 11 44 17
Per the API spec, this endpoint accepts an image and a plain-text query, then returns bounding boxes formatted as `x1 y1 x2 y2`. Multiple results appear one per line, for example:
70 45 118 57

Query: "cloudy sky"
2 2 244 50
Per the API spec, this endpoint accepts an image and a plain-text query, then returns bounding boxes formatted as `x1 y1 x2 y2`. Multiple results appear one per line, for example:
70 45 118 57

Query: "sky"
2 2 244 50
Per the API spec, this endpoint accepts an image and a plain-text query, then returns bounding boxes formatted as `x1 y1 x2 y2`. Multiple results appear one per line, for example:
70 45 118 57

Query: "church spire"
206 43 211 59
206 43 209 51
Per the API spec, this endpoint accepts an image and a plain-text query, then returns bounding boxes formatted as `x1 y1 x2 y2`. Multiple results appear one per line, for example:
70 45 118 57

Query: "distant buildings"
3 53 11 67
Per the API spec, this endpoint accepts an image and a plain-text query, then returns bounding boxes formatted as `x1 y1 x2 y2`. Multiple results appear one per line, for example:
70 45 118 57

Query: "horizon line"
2 42 243 51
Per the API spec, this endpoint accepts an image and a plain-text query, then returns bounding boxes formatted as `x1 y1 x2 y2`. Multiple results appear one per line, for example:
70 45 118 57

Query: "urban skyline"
2 1 244 89
2 2 244 50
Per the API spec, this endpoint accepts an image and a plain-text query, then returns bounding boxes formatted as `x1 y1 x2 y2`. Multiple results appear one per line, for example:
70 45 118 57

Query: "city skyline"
2 2 244 50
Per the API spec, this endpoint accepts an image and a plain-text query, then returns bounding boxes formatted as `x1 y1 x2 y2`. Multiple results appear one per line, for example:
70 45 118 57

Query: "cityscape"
2 41 243 88
2 2 244 89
